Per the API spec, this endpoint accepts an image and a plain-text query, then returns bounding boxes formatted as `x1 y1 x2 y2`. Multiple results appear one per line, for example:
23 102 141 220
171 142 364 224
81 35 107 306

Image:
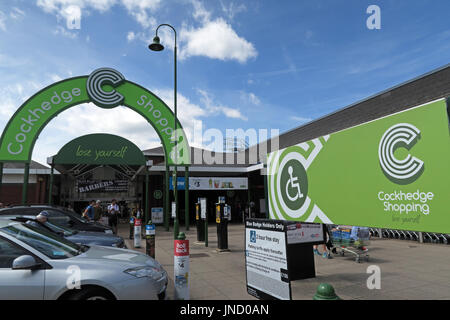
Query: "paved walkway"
119 223 450 300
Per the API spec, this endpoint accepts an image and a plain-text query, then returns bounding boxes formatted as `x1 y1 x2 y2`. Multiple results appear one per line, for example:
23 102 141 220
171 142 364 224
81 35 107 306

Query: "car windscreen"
1 223 82 259
56 208 87 224
44 221 75 236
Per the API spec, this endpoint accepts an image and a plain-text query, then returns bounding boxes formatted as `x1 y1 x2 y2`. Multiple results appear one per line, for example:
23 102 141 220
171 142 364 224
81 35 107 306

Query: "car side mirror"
12 255 41 270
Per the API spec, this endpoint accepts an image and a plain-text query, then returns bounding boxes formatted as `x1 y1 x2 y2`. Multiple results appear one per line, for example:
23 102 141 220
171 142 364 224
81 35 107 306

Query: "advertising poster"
151 207 164 224
169 177 248 190
267 99 450 233
245 218 291 300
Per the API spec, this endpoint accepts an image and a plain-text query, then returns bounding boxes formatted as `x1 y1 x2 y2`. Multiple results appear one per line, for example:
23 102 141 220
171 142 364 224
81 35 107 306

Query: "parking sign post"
134 217 142 248
145 220 156 258
174 232 189 300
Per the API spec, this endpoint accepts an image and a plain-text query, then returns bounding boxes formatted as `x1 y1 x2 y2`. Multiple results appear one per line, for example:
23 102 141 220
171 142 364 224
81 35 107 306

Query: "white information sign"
151 207 164 224
286 222 324 244
245 219 291 300
171 202 176 219
200 198 207 219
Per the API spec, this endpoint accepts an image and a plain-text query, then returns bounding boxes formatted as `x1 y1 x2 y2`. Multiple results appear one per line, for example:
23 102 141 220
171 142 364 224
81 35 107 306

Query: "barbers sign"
267 99 450 233
77 180 128 193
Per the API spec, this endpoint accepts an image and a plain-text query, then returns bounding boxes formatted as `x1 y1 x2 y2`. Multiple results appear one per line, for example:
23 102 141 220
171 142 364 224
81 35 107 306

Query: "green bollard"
313 283 341 300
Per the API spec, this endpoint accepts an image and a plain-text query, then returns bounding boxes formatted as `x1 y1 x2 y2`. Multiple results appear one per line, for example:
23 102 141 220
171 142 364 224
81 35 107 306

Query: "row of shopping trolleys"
369 228 450 244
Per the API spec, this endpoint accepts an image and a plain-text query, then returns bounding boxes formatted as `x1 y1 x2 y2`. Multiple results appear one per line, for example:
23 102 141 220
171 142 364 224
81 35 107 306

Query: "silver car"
0 219 168 300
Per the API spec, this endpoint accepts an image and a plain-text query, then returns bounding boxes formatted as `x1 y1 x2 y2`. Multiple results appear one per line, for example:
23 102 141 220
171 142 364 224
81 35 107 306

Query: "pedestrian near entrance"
82 200 95 221
107 199 120 234
132 202 142 219
313 224 335 259
94 200 103 222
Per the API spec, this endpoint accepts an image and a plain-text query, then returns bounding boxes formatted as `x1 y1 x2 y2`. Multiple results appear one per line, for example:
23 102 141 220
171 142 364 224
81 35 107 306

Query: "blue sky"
0 0 449 165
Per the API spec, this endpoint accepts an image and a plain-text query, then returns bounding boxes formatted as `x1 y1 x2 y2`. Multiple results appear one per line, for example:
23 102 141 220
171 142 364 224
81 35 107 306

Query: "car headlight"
105 230 113 234
124 266 165 281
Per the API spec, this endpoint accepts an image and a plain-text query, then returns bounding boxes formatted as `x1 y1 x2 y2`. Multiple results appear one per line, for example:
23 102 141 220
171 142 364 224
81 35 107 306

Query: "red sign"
134 219 142 227
174 240 189 256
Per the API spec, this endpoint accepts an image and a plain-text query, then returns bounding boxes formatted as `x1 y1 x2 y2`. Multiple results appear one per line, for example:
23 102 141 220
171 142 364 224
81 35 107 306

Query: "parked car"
0 219 167 300
1 216 126 248
0 205 112 234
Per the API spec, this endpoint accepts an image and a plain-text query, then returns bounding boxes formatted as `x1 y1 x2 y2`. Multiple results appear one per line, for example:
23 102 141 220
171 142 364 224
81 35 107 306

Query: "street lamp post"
149 24 179 239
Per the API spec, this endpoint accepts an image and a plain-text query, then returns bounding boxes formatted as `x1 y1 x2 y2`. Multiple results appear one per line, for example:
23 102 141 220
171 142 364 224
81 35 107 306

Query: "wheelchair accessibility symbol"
280 159 308 210
286 166 304 201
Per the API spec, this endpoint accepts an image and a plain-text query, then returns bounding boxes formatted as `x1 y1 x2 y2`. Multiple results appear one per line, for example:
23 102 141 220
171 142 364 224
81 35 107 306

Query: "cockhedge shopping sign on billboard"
267 98 450 233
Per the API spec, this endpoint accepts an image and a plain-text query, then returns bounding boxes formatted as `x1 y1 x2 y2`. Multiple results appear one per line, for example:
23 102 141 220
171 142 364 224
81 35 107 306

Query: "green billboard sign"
267 98 450 233
0 68 190 166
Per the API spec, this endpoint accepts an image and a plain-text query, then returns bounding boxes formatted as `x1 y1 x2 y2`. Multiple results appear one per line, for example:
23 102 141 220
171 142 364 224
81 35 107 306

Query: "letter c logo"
87 68 125 108
378 123 424 184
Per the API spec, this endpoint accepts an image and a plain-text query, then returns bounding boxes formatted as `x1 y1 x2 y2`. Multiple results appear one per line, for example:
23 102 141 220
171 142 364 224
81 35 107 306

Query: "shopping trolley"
330 225 370 263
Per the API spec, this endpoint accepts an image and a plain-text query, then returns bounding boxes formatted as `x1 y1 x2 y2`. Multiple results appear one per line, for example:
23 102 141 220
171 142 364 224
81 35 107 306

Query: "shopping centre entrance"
0 67 191 225
47 133 149 218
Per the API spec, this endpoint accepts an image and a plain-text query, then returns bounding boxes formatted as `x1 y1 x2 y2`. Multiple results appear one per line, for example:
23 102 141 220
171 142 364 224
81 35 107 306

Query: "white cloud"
197 89 247 121
35 0 257 63
121 0 159 28
36 0 116 33
220 1 246 21
168 0 257 63
190 0 211 23
53 25 78 38
127 31 136 42
248 92 260 105
121 0 160 12
35 0 160 33
240 91 260 105
180 18 257 63
10 7 25 20
36 0 117 13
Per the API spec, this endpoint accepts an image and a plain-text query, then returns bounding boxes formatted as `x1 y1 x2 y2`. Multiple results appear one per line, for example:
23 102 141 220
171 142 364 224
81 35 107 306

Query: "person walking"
313 223 335 259
107 199 120 234
82 200 95 221
94 200 103 222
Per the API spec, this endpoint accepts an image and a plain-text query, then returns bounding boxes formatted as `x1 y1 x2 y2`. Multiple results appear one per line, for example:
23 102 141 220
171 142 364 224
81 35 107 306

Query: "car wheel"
68 287 114 300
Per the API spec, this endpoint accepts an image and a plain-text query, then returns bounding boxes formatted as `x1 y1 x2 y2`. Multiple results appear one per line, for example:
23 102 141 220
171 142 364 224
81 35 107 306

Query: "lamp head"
149 36 164 51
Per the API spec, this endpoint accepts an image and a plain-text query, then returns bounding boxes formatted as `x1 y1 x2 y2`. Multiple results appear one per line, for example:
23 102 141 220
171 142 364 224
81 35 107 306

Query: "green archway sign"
53 133 146 166
0 67 190 166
